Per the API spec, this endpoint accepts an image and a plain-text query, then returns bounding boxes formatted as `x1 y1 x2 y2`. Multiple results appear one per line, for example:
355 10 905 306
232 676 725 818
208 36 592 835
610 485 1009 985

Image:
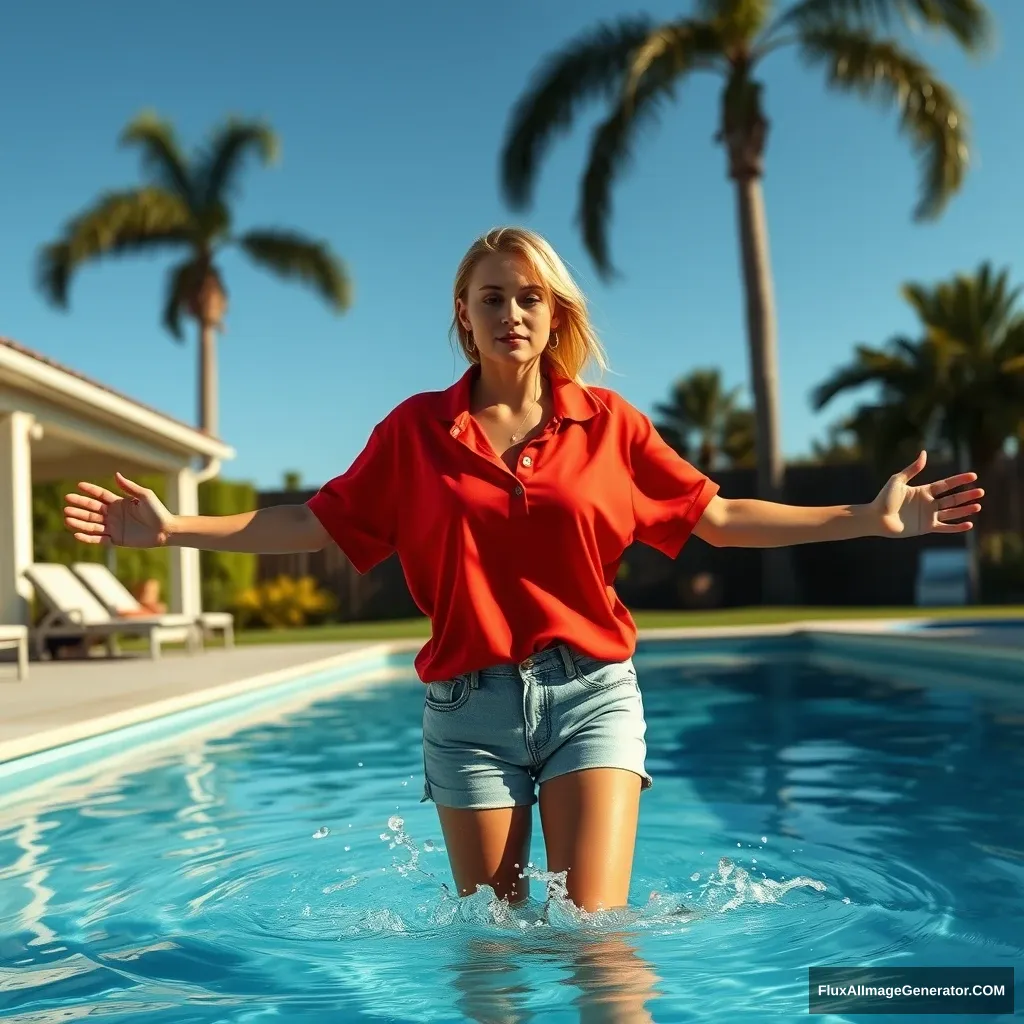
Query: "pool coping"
1 618 1019 796
0 640 418 766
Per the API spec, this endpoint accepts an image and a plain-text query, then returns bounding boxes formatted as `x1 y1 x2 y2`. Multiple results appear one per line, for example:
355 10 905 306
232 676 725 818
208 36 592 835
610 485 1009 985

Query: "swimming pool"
1 640 1021 1022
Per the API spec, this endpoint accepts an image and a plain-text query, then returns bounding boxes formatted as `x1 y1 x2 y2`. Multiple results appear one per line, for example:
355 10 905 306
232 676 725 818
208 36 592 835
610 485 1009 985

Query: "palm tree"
812 261 1024 600
653 367 754 468
721 406 757 467
38 111 352 438
499 0 992 602
813 263 1024 475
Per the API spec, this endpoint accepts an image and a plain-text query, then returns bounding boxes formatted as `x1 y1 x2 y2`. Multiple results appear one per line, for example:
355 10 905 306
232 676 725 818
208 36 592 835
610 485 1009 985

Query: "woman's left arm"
693 451 984 548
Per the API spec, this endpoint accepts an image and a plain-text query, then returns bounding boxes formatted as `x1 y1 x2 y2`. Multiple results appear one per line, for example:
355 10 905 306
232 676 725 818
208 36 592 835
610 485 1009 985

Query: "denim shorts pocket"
424 676 472 712
573 655 638 692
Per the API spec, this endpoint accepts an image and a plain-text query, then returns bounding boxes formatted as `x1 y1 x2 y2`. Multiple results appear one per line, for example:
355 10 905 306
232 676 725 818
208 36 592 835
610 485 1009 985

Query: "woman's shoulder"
375 386 452 428
579 383 648 423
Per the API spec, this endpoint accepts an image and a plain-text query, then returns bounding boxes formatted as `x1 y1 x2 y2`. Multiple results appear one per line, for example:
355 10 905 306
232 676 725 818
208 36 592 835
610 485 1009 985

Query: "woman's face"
456 253 559 369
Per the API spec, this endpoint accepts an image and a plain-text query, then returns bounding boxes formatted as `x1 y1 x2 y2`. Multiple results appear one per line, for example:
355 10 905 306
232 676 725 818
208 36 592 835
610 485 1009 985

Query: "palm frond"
698 0 772 43
778 0 992 52
200 119 279 208
583 22 723 275
623 20 725 110
903 262 1023 345
500 17 655 208
842 401 931 469
800 28 969 219
37 188 193 307
161 258 206 340
810 341 918 408
237 230 351 312
720 406 757 466
120 111 194 202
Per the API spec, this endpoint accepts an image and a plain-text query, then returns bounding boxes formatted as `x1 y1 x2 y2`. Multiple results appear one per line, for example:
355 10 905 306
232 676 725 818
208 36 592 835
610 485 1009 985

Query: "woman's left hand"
871 450 984 538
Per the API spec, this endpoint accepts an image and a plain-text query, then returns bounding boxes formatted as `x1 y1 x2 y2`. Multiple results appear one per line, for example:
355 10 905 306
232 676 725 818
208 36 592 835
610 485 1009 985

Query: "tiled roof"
0 335 215 439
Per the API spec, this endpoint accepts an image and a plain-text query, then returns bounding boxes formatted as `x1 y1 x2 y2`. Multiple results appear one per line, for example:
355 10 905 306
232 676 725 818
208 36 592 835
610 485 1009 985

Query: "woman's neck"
471 360 545 415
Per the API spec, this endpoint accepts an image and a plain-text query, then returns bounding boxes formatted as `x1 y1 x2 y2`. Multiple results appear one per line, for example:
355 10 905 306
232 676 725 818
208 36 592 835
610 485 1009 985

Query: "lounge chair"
71 562 235 649
24 563 201 660
0 624 28 680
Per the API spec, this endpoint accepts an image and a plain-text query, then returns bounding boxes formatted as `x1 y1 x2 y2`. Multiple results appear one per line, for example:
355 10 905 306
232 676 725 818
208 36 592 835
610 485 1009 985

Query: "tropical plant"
499 0 992 601
806 420 864 464
721 406 757 467
812 262 1024 475
813 262 1024 603
653 368 755 468
234 575 338 630
37 111 352 437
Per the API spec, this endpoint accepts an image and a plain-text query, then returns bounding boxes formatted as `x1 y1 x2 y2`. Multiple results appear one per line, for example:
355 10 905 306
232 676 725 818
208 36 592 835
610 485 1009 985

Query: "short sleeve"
627 405 719 558
306 417 399 574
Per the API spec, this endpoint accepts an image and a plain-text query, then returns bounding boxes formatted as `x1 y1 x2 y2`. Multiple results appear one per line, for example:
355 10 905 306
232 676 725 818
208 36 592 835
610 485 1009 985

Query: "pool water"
1 647 1021 1022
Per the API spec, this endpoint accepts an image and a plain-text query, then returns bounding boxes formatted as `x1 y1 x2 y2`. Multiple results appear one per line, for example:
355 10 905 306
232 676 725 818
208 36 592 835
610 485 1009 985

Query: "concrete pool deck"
0 641 410 763
0 618 1020 766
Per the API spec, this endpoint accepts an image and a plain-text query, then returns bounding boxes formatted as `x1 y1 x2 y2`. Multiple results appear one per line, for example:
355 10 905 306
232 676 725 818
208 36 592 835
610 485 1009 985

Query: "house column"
166 466 202 617
0 413 35 625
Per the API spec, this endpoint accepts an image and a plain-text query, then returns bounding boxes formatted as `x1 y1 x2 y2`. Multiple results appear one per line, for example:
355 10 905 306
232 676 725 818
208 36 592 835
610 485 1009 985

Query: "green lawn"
227 605 1024 645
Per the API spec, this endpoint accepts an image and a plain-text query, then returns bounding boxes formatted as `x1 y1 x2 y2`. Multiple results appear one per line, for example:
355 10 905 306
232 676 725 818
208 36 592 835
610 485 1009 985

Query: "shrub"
233 575 337 629
198 479 257 611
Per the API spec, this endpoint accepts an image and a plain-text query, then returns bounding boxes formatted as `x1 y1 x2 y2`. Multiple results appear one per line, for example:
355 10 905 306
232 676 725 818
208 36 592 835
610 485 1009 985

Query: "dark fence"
257 454 1023 618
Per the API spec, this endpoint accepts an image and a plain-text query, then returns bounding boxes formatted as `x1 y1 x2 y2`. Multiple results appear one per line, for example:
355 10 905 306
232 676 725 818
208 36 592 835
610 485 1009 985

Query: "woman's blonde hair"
450 226 608 383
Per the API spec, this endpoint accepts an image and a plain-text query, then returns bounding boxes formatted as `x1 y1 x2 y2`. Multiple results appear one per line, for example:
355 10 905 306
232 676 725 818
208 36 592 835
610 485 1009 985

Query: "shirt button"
521 456 533 467
514 485 523 496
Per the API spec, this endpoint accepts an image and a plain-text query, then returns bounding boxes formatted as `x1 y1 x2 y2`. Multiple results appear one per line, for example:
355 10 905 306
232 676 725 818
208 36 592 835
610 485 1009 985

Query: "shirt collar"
435 365 601 430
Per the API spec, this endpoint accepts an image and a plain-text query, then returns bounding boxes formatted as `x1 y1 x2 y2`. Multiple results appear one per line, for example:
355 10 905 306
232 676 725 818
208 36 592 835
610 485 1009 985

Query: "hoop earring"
548 332 559 351
466 331 476 353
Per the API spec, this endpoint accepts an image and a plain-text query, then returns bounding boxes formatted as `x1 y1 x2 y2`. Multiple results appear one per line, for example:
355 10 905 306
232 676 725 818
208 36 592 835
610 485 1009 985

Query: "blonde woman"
63 227 983 915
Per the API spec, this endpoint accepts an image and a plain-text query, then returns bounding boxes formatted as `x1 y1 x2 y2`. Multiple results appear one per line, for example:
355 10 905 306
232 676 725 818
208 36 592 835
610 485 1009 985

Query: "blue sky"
2 1 1021 490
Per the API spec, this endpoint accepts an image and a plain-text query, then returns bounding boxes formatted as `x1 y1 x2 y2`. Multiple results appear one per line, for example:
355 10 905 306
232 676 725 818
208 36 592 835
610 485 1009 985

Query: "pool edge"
2 617 1017 798
0 639 422 767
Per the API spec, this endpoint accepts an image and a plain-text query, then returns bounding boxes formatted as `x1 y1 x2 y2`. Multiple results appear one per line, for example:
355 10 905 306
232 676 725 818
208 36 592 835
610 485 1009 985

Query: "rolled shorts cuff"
420 774 538 810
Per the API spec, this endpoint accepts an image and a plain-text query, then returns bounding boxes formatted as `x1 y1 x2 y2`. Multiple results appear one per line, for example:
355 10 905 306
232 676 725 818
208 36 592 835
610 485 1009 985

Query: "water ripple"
1 656 1022 1022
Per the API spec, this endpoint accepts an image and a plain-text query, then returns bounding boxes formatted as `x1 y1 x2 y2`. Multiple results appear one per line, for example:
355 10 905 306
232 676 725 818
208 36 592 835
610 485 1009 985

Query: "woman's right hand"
64 472 176 548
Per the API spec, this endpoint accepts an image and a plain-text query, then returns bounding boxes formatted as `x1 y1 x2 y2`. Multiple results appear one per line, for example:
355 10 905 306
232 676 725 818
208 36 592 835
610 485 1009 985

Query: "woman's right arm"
64 472 332 554
166 504 331 553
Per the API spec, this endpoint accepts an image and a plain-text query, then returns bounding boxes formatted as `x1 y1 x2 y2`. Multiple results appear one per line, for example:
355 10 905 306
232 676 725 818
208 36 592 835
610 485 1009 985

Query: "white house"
0 337 235 626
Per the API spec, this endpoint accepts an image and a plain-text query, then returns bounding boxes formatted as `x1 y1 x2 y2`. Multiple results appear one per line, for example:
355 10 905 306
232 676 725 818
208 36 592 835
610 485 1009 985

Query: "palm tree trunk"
198 318 218 437
734 176 798 604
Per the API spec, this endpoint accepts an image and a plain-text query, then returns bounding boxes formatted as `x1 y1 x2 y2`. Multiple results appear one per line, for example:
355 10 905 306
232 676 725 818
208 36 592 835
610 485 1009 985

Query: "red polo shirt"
307 367 718 682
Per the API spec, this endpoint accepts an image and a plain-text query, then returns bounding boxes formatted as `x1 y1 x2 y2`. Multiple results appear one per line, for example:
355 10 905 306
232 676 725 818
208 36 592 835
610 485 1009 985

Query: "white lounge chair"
71 562 235 649
0 624 28 680
24 563 201 660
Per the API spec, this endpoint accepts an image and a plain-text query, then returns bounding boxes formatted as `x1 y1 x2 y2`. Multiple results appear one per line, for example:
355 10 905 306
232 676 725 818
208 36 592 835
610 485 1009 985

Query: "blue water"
1 647 1021 1022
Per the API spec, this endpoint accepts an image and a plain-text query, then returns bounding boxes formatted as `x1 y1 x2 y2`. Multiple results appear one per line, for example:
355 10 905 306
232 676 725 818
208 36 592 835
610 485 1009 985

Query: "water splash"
383 815 422 876
693 856 827 914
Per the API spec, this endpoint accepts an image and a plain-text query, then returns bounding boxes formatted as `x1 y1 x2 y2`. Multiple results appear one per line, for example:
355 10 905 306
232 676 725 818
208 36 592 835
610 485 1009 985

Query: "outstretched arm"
64 472 331 553
693 451 983 549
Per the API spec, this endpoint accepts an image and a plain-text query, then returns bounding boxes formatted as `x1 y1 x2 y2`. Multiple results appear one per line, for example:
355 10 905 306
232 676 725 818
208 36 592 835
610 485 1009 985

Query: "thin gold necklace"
509 377 544 444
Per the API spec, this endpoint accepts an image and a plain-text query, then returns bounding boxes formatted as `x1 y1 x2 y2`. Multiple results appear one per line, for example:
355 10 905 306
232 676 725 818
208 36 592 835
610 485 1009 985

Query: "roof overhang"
0 342 234 463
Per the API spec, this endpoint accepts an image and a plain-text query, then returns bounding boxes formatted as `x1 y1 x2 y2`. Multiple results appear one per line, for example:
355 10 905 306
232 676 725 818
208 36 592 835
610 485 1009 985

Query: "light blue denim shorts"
420 644 653 810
